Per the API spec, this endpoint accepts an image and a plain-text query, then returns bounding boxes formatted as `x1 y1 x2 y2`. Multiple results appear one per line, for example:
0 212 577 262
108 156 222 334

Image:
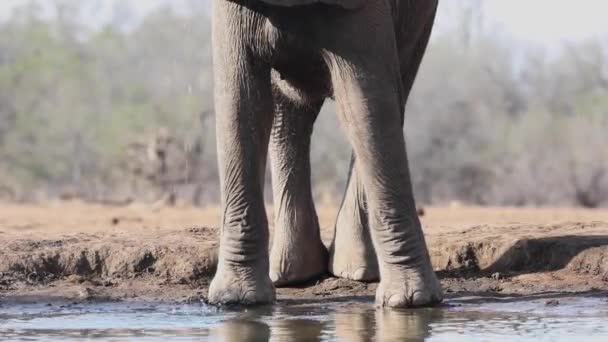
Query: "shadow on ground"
486 235 608 275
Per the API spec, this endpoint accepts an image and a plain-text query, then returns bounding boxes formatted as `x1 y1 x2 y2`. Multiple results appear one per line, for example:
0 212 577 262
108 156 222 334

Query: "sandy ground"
1 202 607 304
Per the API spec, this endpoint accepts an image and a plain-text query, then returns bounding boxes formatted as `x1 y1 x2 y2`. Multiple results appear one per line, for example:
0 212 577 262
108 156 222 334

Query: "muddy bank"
1 203 607 303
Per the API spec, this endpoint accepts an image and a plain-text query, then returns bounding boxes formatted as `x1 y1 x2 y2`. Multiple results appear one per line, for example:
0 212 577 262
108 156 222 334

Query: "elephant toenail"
387 294 407 307
352 268 367 281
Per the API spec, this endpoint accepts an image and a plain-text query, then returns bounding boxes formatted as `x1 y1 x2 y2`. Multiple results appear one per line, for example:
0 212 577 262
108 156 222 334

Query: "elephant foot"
208 264 275 306
329 171 379 282
329 223 379 282
329 248 379 282
270 234 328 287
375 265 442 308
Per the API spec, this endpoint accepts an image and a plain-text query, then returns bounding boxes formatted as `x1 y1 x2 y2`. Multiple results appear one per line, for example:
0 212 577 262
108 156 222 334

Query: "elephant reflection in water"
271 318 324 341
211 306 442 341
334 308 376 342
375 308 443 341
211 319 270 341
210 314 323 341
334 307 443 341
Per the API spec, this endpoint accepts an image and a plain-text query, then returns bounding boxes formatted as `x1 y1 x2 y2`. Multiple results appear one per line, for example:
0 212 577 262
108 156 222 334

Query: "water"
1 296 607 341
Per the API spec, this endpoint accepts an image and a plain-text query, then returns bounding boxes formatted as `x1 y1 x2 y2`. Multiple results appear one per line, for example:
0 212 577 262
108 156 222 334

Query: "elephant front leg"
330 0 437 285
330 61 442 306
324 4 442 307
329 157 379 282
269 90 328 286
208 2 274 305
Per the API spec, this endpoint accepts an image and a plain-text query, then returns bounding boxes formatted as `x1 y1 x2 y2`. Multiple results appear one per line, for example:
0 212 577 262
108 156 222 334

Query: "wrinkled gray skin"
209 0 442 308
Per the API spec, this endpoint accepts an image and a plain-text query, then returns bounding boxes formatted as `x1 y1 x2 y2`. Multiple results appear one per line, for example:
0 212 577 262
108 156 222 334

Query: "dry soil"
1 202 607 304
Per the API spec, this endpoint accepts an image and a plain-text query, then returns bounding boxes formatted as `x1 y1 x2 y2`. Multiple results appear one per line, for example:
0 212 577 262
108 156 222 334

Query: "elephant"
209 0 442 308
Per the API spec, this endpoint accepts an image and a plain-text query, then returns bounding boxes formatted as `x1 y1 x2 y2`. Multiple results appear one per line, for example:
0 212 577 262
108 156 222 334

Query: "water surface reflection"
2 297 608 341
207 297 608 342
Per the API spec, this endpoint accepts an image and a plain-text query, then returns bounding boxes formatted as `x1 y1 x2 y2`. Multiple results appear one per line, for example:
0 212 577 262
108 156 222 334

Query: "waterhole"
1 296 607 341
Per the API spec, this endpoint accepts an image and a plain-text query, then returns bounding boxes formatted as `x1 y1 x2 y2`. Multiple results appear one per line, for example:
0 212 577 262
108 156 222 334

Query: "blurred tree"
0 0 606 207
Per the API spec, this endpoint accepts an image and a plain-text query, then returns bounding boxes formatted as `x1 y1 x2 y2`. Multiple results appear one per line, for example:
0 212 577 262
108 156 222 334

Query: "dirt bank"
1 202 607 304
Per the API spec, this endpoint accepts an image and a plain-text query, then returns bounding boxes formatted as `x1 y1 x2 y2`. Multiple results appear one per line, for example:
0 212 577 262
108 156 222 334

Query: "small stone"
78 287 94 300
489 285 503 293
491 272 502 280
27 272 40 282
66 275 85 284
545 299 559 306
184 295 205 304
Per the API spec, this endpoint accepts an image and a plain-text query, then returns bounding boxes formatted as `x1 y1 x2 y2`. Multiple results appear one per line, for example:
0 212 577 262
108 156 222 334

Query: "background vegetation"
0 0 607 207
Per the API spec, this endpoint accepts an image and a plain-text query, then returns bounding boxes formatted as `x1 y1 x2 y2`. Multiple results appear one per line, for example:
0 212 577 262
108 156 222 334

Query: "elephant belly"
271 53 331 105
266 20 333 104
260 0 364 9
257 0 436 105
